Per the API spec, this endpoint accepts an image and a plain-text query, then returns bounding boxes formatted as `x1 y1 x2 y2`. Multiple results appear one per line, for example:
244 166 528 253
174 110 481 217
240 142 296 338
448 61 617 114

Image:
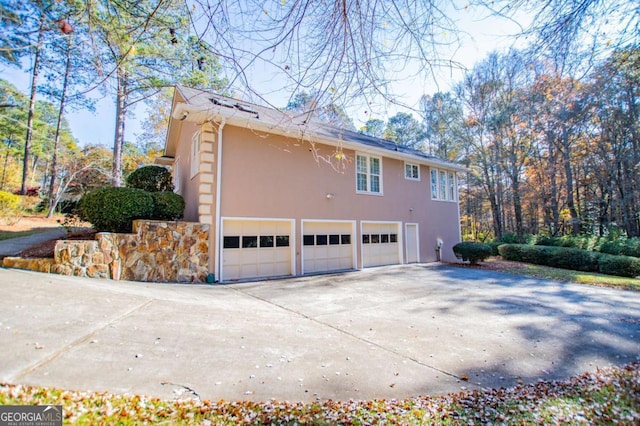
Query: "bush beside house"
453 242 493 265
150 191 185 220
498 244 640 278
79 166 184 233
126 165 173 192
79 187 154 233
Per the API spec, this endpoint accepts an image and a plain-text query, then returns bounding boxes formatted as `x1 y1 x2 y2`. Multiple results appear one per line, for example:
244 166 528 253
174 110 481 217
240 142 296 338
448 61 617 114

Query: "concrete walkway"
0 264 638 403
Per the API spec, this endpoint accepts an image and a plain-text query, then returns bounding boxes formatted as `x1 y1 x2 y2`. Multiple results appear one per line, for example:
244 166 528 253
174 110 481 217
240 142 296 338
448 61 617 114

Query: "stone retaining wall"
2 220 210 283
53 240 109 279
2 257 55 274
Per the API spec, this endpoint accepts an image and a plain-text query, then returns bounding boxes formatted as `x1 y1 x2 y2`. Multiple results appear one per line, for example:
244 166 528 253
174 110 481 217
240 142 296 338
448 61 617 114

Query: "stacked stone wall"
2 220 210 283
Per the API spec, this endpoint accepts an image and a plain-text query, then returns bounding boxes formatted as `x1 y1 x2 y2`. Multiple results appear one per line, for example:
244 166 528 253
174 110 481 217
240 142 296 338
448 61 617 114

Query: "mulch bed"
18 229 97 259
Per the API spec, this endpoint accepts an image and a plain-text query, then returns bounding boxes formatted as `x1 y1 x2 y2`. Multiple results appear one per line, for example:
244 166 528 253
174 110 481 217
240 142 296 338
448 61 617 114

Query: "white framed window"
356 153 382 195
430 167 457 201
190 130 201 178
430 169 438 199
404 163 420 180
448 171 455 201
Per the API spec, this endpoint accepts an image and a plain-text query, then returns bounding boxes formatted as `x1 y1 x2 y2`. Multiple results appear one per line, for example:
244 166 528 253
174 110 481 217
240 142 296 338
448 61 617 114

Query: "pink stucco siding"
175 122 461 277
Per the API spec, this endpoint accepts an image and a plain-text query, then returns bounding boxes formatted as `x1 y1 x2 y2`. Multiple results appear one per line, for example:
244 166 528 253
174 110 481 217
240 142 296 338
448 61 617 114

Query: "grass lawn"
1 362 638 424
479 258 640 291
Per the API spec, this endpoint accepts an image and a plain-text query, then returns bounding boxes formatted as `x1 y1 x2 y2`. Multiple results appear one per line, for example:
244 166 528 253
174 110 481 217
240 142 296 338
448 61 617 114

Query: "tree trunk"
112 68 128 187
0 135 12 191
21 16 45 195
619 164 640 237
547 138 560 235
562 153 580 235
47 35 74 218
512 174 524 242
488 188 503 241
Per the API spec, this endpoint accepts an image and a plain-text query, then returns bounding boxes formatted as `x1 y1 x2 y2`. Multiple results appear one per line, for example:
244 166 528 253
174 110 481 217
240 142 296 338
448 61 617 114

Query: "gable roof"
162 85 466 172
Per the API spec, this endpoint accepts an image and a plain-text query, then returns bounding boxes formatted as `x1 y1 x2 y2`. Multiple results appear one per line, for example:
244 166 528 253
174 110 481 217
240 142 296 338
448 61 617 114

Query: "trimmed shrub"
600 238 640 258
533 234 606 251
79 187 154 233
549 247 600 272
498 244 599 272
126 165 173 193
533 236 557 247
487 241 504 256
499 243 640 277
600 240 624 256
453 242 493 265
499 244 551 264
500 233 521 244
151 191 185 221
598 254 640 278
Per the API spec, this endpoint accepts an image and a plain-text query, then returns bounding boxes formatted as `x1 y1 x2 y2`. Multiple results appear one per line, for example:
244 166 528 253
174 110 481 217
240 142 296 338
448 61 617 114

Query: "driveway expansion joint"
229 286 463 381
12 299 154 382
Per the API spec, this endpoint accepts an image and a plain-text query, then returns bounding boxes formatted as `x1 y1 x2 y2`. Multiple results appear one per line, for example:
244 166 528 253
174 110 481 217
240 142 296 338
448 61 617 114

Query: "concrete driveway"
1 264 638 402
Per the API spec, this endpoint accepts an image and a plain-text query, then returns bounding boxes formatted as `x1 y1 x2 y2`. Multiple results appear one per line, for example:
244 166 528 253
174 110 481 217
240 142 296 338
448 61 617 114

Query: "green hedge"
532 234 608 251
600 238 640 258
79 187 154 233
533 235 640 259
487 241 504 256
498 244 640 278
126 165 173 193
453 242 493 265
150 191 185 221
598 253 640 278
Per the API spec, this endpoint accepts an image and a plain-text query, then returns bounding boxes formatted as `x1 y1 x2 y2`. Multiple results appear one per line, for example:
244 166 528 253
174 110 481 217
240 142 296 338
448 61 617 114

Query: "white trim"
360 220 403 267
405 223 420 263
301 219 357 275
404 162 420 181
214 121 225 281
190 130 201 178
173 156 181 195
355 153 383 195
220 216 296 282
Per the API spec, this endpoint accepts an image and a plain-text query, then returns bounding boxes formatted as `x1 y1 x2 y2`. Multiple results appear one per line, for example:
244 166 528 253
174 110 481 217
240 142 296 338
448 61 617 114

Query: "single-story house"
157 86 466 282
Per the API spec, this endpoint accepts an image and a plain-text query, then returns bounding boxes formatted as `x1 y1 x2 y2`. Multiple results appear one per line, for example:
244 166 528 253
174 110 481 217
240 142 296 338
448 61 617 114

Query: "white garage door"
362 222 402 267
222 218 293 281
302 221 355 274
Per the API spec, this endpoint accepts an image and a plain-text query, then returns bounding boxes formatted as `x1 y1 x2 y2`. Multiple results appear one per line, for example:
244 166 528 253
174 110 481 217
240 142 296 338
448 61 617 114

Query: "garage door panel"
222 219 293 281
303 221 354 274
362 222 401 268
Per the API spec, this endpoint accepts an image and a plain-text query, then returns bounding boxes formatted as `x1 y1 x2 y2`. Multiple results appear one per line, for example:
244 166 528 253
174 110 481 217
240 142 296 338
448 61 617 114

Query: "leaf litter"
0 361 638 424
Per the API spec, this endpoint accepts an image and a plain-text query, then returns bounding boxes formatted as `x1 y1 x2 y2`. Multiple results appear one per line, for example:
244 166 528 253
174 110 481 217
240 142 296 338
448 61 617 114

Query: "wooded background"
1 0 637 238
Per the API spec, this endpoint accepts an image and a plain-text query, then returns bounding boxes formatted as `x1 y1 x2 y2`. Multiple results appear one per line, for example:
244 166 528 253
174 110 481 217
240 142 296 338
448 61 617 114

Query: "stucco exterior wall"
173 121 202 222
215 125 461 267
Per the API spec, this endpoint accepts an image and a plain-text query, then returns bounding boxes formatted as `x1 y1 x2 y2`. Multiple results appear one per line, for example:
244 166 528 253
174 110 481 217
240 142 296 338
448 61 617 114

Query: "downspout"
214 120 226 282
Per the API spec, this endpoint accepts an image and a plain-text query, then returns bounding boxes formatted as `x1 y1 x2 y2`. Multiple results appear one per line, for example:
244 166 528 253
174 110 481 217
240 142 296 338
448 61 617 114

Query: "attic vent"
235 103 258 116
210 97 235 108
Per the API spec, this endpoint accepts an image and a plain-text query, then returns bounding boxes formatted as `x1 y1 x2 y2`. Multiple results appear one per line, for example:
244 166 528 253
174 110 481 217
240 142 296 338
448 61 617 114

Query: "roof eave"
172 102 467 173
